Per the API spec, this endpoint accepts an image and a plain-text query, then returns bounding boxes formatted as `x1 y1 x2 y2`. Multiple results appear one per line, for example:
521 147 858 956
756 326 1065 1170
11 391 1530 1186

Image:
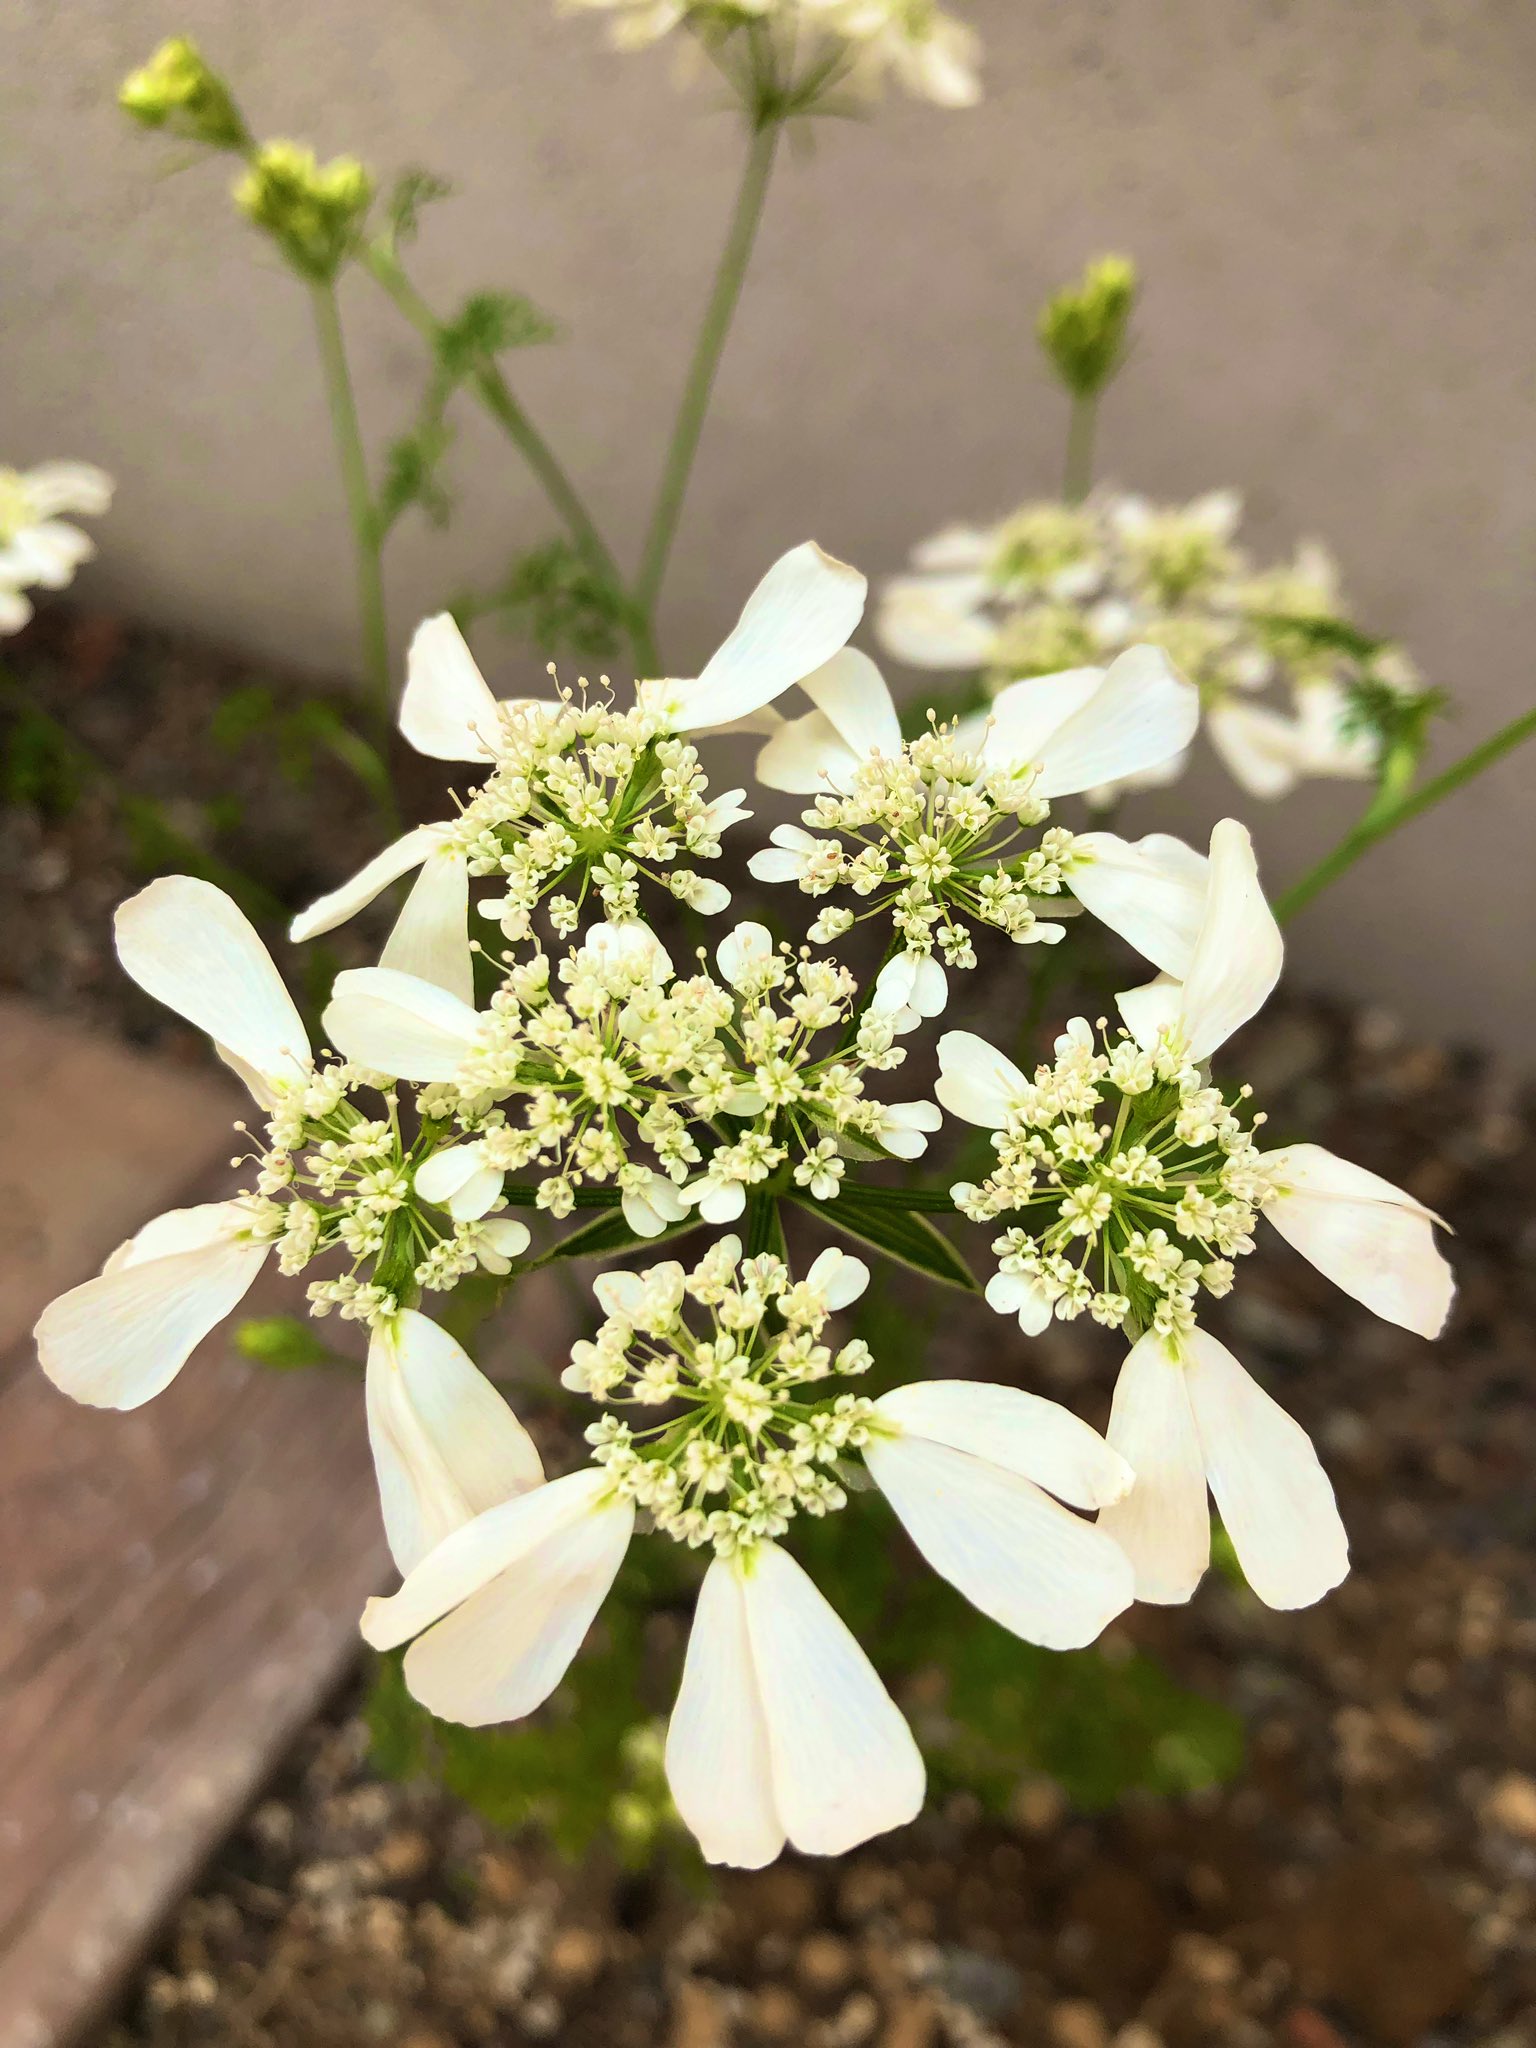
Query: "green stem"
1277 703 1536 923
634 116 781 620
1063 391 1097 504
360 245 655 675
309 281 391 745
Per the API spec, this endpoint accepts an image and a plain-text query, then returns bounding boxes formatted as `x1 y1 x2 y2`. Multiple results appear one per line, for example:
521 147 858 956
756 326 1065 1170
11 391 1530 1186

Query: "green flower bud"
118 36 250 152
233 141 376 282
1037 253 1139 399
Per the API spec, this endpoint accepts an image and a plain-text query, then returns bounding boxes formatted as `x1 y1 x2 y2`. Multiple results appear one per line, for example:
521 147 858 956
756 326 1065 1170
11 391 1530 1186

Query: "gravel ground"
5 608 1535 2048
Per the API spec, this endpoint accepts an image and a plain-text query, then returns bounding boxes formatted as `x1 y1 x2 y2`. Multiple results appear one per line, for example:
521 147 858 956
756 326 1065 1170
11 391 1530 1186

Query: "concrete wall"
3 0 1534 1057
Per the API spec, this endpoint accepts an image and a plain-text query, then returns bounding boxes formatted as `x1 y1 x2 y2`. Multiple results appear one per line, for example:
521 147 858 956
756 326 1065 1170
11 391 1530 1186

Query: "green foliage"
796 1186 978 1291
1037 254 1138 400
379 418 454 533
0 700 89 814
210 683 392 814
386 167 453 245
456 538 636 665
435 290 560 376
235 1314 341 1370
546 1202 706 1264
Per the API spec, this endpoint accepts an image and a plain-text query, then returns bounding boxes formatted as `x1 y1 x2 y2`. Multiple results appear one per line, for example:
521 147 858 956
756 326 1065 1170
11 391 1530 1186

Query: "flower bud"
118 36 250 152
233 140 375 281
1037 253 1138 400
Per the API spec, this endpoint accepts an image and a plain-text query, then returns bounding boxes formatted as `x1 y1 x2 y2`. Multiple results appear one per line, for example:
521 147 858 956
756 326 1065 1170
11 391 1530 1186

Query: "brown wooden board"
0 1003 388 2048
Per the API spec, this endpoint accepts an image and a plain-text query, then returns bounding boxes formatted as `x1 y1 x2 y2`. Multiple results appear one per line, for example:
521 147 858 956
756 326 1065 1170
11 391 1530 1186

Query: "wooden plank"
0 996 238 1357
0 1006 390 2048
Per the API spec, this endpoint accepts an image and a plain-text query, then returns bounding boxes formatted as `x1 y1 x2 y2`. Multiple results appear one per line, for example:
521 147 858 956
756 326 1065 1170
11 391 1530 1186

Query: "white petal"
799 647 901 759
740 1543 924 1857
106 1199 256 1270
381 847 474 1005
984 1268 1054 1335
1182 1327 1349 1610
747 847 807 885
115 877 310 1082
911 526 996 573
401 614 501 761
1174 819 1284 1060
875 1380 1133 1509
1114 972 1184 1051
1068 831 1210 979
980 667 1105 774
865 1434 1134 1650
289 824 445 943
806 1247 870 1310
666 543 868 730
1027 648 1200 800
1206 700 1307 800
754 708 861 795
715 920 774 991
23 460 114 518
666 1559 784 1868
403 1488 634 1726
1261 1143 1454 1338
367 1310 544 1573
323 966 481 1081
35 1224 267 1410
876 571 996 669
934 1029 1026 1128
361 1465 623 1649
1097 1333 1211 1605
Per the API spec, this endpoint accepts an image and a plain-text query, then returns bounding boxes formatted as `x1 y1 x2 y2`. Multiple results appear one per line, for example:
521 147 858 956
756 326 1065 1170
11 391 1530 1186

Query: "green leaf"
386 166 452 243
544 1202 703 1264
378 416 455 534
744 1191 788 1261
793 1188 978 1291
435 290 559 379
454 537 633 665
234 1314 338 1370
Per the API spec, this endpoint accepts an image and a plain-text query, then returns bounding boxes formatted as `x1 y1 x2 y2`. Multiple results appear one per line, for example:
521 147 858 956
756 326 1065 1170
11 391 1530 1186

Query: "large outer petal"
323 966 481 1081
799 647 901 759
290 825 445 943
1206 700 1308 800
401 614 501 761
740 1542 924 1858
934 1029 1026 1128
402 1487 634 1726
754 708 861 794
865 1434 1134 1650
664 543 868 731
1261 1143 1453 1338
876 570 995 669
875 1380 1132 1509
1173 819 1284 1061
665 1559 785 1868
366 1311 544 1574
1068 831 1210 979
115 876 310 1082
1182 1328 1349 1611
35 1220 267 1410
1026 647 1200 800
1097 1332 1211 1605
24 460 115 518
380 848 474 1005
980 668 1104 772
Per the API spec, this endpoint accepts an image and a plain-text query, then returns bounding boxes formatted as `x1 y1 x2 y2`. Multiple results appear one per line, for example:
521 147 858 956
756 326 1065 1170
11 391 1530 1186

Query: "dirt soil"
5 609 1535 2048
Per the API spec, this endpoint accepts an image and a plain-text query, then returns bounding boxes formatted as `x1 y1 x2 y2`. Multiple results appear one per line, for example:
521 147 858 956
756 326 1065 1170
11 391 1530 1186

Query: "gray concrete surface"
2 0 1533 1057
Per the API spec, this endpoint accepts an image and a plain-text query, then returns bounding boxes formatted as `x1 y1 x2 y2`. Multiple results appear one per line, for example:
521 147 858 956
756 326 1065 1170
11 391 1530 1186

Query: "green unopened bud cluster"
1037 254 1138 399
118 36 250 151
234 142 376 282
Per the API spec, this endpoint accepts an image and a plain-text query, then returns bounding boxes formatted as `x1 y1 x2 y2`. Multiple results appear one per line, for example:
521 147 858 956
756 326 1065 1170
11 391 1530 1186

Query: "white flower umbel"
326 920 935 1231
940 822 1452 1608
563 0 980 110
0 459 114 633
294 544 863 969
666 1539 925 1868
878 490 1435 803
750 644 1196 1024
366 1307 544 1572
